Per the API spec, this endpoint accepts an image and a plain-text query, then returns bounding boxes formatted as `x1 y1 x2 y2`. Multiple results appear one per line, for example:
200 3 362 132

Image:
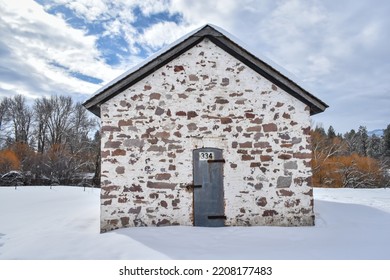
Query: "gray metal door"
193 148 225 227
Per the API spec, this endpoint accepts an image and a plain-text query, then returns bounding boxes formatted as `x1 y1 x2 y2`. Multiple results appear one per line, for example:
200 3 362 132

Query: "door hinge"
208 215 227 219
207 159 226 163
186 184 202 190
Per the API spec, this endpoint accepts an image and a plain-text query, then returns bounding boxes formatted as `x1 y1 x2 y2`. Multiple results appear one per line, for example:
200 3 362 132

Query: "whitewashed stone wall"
100 38 314 232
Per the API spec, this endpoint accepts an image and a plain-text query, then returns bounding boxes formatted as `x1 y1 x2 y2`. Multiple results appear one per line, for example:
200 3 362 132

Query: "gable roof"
83 24 328 117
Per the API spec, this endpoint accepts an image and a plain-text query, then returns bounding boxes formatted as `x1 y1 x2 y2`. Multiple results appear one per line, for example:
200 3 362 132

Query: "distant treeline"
1 94 390 188
312 125 390 188
0 95 99 186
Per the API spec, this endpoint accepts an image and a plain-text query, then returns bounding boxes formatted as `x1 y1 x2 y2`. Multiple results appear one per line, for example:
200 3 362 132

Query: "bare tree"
1 94 100 185
338 158 388 188
33 97 51 153
311 129 347 173
92 130 101 186
0 98 10 147
36 97 99 184
0 98 7 128
46 96 73 147
2 95 32 144
60 102 98 183
68 102 96 154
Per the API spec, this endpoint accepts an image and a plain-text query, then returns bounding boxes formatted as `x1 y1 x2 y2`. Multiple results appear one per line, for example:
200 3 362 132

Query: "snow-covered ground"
0 186 389 260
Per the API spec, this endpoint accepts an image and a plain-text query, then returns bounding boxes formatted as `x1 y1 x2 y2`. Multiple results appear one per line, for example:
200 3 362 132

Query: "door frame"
192 147 225 227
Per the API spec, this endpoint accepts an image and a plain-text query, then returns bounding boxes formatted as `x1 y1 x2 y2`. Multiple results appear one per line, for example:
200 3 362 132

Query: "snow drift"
0 186 389 259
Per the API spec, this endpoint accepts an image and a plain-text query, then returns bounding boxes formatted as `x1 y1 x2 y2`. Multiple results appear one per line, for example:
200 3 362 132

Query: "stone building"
83 24 328 232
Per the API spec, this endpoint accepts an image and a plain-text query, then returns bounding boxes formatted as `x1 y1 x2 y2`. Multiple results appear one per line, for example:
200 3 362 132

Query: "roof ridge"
84 24 327 117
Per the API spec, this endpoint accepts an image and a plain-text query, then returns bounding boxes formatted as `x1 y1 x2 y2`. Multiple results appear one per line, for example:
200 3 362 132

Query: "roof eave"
83 30 209 117
83 24 328 117
208 35 328 116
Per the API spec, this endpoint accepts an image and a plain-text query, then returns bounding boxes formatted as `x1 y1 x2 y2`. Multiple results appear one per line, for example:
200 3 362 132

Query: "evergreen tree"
344 129 358 154
383 124 390 158
327 125 336 139
356 126 368 156
367 134 383 159
314 125 326 136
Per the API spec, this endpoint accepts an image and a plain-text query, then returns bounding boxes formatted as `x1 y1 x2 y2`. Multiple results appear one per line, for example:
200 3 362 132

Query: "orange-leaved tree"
0 149 20 173
311 128 347 187
311 126 387 188
313 153 383 188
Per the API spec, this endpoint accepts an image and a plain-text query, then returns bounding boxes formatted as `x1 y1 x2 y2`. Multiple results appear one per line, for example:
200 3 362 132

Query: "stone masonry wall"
100 38 314 232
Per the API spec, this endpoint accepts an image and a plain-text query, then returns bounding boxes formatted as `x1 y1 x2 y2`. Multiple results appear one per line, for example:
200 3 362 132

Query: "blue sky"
0 0 389 133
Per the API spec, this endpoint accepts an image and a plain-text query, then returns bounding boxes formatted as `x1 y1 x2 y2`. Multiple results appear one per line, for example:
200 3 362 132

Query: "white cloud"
306 55 333 81
0 0 389 132
138 21 193 50
255 1 328 71
67 0 108 21
169 0 241 28
45 0 110 21
136 0 171 16
0 0 125 101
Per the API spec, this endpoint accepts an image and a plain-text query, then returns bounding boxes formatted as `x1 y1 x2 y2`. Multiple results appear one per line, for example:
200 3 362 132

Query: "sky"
0 0 389 133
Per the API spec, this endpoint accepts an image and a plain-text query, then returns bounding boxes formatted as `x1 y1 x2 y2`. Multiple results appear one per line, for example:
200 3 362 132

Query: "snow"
0 186 389 260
